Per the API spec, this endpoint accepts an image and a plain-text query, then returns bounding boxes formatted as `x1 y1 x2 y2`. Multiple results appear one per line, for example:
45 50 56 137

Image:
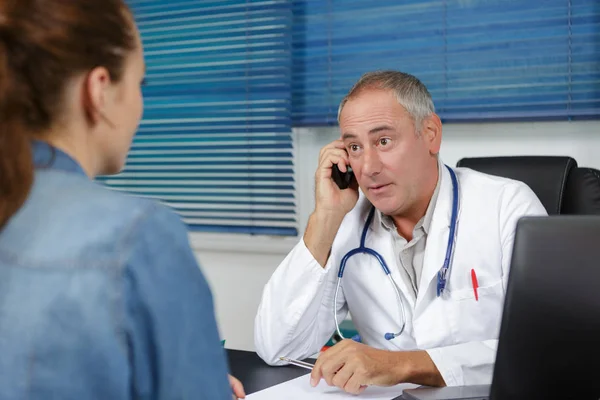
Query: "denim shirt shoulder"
0 143 232 400
2 169 156 268
1 141 155 267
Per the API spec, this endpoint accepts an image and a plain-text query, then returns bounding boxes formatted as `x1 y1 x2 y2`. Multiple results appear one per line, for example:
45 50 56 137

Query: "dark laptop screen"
491 216 600 400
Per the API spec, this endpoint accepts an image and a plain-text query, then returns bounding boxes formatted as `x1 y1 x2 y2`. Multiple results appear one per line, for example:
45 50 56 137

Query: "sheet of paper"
246 374 418 399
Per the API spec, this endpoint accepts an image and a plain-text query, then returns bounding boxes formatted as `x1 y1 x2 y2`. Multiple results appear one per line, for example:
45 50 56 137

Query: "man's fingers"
345 375 368 395
311 350 343 387
318 148 349 170
318 139 346 160
310 360 323 387
331 364 353 390
320 355 347 387
311 340 359 388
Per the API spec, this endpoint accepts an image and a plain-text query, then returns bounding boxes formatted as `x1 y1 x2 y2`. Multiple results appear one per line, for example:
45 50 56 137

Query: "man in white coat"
254 70 547 394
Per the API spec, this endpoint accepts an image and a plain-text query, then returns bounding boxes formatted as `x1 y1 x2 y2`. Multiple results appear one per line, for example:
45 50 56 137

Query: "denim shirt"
0 142 232 399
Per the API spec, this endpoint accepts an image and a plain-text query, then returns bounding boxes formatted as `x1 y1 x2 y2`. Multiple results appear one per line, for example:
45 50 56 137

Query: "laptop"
403 216 600 400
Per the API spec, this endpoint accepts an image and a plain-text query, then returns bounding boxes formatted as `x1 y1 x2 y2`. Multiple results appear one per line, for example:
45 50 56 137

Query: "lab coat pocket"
445 279 505 344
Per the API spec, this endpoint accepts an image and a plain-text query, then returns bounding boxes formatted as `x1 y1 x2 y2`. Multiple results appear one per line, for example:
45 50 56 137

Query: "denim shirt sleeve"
122 203 232 400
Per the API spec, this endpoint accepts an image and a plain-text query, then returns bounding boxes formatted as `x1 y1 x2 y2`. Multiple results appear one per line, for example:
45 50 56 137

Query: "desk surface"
226 349 407 399
226 349 311 395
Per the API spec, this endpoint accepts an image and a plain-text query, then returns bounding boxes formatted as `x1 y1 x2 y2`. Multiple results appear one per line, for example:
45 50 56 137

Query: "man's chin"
368 197 400 216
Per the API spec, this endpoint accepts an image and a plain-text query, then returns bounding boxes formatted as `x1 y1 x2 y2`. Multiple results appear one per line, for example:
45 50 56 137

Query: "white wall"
194 120 600 352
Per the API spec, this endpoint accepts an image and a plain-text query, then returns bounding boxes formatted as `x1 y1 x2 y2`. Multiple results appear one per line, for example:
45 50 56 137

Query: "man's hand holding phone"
304 140 359 267
314 139 359 216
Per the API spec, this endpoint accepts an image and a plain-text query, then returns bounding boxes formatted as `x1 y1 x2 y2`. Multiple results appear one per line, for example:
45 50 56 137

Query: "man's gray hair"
338 71 436 133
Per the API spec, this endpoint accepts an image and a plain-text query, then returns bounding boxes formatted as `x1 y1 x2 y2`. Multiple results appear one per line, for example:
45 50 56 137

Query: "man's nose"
362 147 382 177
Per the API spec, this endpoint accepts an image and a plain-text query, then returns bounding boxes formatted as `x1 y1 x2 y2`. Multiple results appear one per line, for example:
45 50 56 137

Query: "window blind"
101 0 297 236
291 0 599 125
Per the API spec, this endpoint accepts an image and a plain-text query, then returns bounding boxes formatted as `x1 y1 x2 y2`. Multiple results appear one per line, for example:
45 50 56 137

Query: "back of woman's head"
0 0 138 229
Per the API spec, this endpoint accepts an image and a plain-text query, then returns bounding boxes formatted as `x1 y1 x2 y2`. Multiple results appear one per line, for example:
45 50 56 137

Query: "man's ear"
82 66 111 125
421 113 442 155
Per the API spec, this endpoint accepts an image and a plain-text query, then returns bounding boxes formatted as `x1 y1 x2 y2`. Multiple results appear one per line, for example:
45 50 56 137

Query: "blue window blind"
291 0 600 125
101 0 297 236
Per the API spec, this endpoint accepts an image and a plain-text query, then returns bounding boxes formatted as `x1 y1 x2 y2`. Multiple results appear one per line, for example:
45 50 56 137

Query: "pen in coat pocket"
279 357 314 370
471 268 479 301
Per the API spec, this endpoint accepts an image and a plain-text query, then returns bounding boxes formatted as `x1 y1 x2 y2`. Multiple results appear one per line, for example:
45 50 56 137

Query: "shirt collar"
32 140 87 177
378 158 442 235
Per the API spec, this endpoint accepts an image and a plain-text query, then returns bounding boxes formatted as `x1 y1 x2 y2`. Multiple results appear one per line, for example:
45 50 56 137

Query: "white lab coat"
254 161 547 386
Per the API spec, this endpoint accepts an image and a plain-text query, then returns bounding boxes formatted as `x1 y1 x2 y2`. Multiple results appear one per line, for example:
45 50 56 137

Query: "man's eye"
380 138 389 146
350 144 359 152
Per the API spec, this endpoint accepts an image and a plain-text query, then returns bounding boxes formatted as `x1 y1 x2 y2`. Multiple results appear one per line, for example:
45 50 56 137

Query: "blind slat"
102 0 297 236
291 0 600 125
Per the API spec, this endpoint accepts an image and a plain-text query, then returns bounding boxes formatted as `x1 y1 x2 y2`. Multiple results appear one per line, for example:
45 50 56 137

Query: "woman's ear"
421 113 442 155
82 66 111 126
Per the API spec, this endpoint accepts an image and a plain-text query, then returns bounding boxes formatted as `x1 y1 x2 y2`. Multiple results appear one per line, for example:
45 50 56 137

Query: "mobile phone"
331 163 355 189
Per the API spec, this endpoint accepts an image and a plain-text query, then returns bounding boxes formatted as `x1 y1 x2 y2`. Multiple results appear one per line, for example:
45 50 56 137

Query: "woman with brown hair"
0 1 242 398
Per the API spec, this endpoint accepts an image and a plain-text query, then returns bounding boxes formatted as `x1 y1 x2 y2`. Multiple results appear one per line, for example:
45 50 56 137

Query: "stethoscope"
333 165 460 342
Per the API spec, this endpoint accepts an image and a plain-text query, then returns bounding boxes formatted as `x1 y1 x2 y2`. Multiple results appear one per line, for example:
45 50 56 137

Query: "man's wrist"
390 350 446 387
303 209 345 267
312 207 346 225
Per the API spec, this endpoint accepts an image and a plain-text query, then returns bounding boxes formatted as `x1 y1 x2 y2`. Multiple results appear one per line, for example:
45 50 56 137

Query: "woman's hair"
0 0 137 229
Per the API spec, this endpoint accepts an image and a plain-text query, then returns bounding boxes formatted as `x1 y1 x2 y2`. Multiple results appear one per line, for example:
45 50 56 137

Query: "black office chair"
562 167 600 214
456 156 600 215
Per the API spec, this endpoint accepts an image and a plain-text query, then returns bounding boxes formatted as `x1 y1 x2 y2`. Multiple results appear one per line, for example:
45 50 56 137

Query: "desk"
226 349 311 394
226 349 407 399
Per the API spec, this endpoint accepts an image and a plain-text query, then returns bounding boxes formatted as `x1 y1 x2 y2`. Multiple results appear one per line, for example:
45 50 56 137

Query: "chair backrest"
562 167 600 215
456 156 576 215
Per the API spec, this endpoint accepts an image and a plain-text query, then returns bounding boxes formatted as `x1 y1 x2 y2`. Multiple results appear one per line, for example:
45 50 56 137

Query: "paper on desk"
246 374 418 399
